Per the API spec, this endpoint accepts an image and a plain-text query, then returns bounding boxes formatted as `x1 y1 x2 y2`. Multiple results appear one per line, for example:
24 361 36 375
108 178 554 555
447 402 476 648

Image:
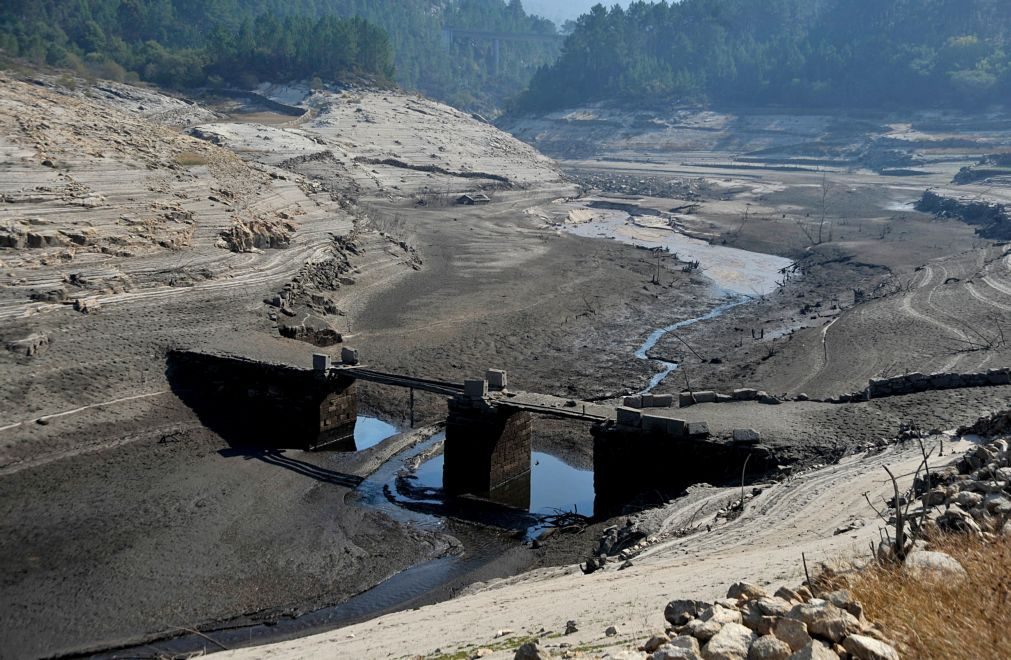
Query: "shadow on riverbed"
219 447 364 488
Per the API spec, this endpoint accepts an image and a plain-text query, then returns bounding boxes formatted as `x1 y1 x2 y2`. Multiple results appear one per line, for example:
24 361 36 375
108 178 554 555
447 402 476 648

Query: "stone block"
693 391 717 403
666 418 687 436
485 369 508 390
687 421 710 438
651 394 675 408
679 392 696 408
732 428 761 444
732 388 758 401
341 347 359 365
464 378 488 399
616 406 642 428
312 353 331 372
623 395 643 409
641 413 668 433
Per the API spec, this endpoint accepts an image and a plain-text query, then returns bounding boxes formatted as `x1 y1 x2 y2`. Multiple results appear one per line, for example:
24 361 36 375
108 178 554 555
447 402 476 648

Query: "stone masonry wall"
444 397 532 498
167 350 356 450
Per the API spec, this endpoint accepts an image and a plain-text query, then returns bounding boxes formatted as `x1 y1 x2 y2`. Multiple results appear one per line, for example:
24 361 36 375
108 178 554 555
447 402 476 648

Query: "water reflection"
354 416 400 450
409 451 594 518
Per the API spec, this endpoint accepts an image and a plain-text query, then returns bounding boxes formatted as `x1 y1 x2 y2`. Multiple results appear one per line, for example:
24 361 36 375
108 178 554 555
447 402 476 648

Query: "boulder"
903 550 968 581
953 491 983 509
788 602 858 635
923 488 947 506
841 634 899 660
983 493 1011 515
773 587 804 604
702 622 756 660
645 635 671 652
654 644 703 660
785 641 838 659
666 635 702 657
936 505 982 535
728 582 768 601
772 618 812 652
740 601 764 631
686 618 723 642
665 599 709 625
655 634 703 654
755 597 793 618
822 591 863 620
701 605 743 626
748 636 792 660
807 614 860 643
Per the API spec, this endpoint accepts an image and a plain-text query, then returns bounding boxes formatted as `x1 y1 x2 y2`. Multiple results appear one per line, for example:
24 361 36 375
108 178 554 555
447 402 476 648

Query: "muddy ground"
2 74 1011 659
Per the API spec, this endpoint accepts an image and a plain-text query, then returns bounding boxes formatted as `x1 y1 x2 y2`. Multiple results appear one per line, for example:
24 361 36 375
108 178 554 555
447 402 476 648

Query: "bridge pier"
592 409 775 517
444 383 532 508
167 350 358 451
316 373 358 451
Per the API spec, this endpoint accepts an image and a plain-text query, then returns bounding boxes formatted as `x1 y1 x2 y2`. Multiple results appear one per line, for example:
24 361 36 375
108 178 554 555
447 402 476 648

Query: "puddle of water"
354 416 399 450
406 450 595 518
565 215 792 296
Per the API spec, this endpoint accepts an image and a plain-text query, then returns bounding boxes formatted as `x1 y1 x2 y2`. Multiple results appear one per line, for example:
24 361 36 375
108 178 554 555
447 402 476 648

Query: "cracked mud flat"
2 75 1011 660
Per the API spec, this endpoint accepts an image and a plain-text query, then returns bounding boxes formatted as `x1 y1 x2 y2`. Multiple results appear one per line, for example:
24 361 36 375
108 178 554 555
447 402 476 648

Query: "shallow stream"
567 213 792 393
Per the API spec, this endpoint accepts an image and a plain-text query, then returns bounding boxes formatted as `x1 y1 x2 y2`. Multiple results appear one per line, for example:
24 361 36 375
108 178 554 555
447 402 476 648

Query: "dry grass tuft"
848 534 1011 659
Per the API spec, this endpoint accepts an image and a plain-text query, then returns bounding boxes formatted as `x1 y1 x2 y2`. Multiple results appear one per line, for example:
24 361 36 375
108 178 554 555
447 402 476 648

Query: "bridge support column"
166 350 358 451
314 373 358 451
592 415 775 517
444 392 531 506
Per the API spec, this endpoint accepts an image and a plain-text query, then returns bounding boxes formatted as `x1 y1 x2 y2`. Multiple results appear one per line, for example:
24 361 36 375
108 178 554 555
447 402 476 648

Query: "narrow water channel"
567 213 792 391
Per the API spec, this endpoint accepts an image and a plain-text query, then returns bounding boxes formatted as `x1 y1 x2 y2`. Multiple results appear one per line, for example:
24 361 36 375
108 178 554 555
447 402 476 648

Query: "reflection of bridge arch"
441 27 565 75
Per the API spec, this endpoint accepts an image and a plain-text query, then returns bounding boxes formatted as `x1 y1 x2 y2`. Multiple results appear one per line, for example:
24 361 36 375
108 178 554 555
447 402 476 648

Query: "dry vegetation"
848 534 1011 659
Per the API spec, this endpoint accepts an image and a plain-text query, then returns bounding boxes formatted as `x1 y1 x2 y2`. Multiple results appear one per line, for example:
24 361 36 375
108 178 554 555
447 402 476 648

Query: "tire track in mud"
897 265 969 373
966 282 1011 312
643 440 940 563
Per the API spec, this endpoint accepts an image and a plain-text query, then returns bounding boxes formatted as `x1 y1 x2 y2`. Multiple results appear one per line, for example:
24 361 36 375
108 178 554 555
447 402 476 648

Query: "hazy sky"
523 1 631 27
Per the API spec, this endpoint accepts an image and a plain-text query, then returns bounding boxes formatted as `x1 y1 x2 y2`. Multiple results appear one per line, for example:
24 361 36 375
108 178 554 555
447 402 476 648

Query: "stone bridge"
167 349 772 516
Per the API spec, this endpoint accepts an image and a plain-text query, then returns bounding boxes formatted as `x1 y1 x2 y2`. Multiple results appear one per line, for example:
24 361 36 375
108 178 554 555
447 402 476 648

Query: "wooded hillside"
517 0 1011 112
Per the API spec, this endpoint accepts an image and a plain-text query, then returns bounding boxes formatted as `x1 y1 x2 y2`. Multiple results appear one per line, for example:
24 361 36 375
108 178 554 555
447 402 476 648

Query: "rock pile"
958 409 1011 438
217 216 297 252
904 433 1011 541
644 581 899 660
